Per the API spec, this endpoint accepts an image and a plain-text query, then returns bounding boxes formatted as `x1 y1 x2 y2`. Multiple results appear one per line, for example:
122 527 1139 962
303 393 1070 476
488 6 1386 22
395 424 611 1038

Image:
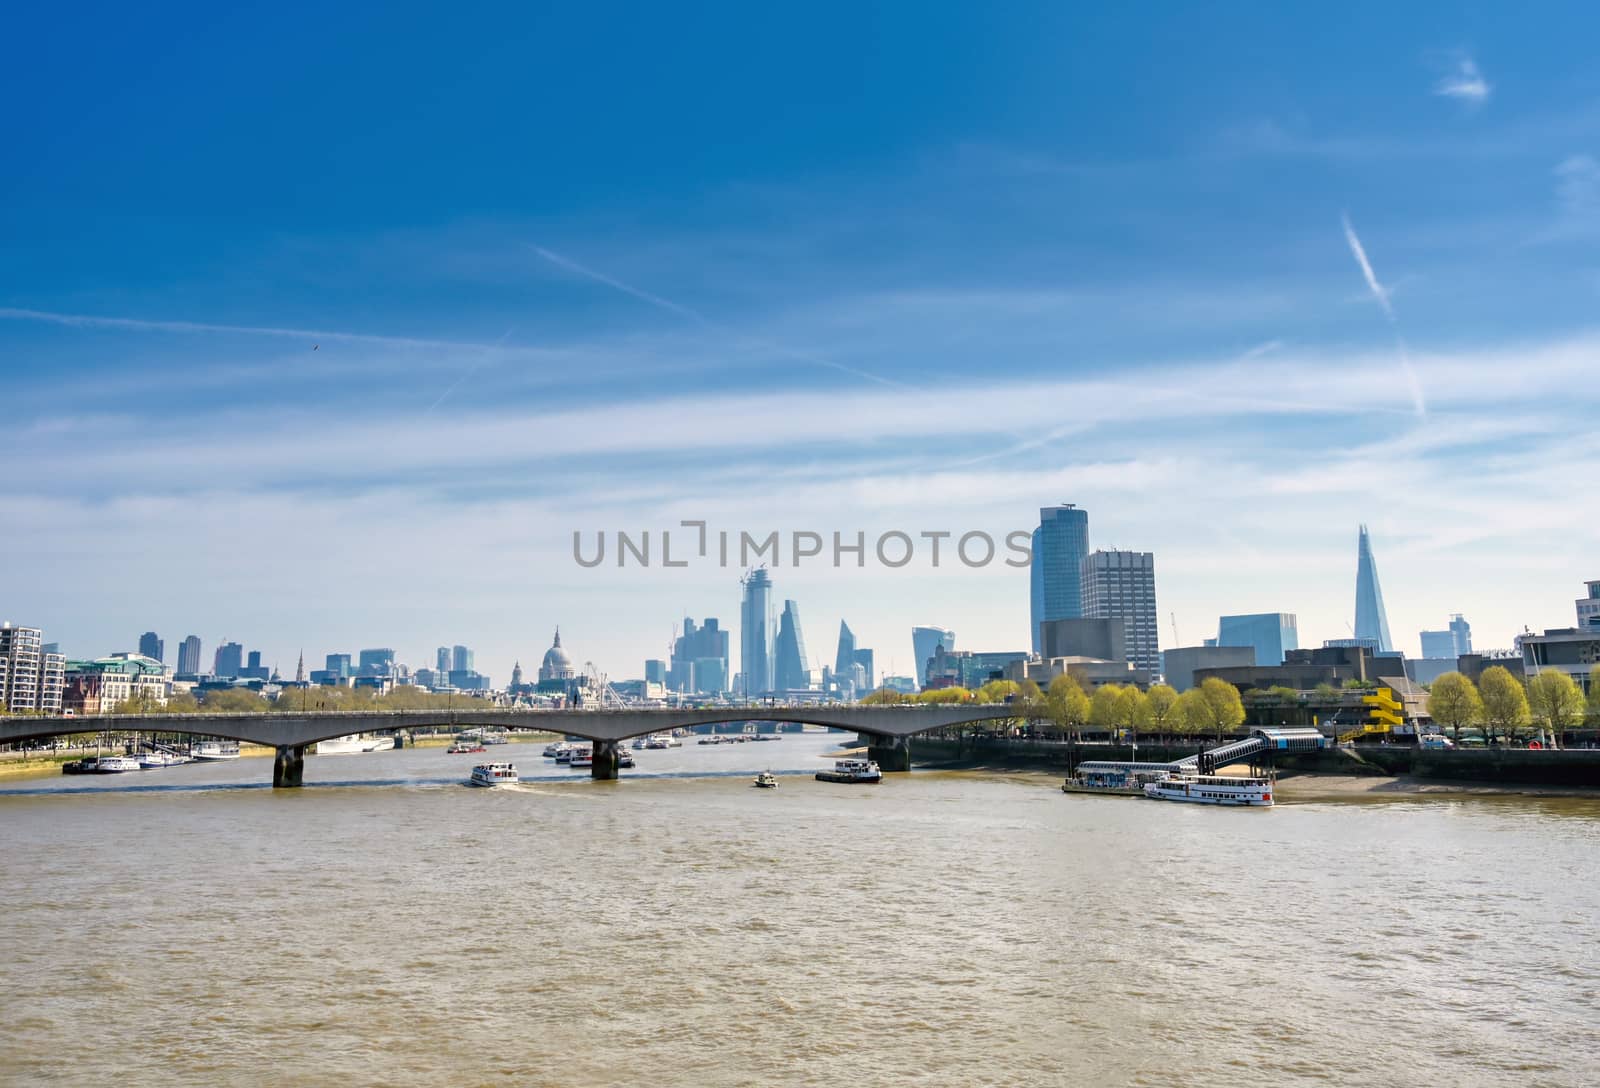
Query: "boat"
1062 765 1171 797
553 745 574 764
447 742 486 754
644 733 673 749
543 741 571 758
189 741 241 761
139 750 191 769
815 758 882 784
93 755 143 774
698 735 723 745
1144 773 1274 807
754 771 778 788
569 746 593 769
316 734 397 755
616 749 635 769
63 756 102 775
631 737 648 749
479 730 508 745
468 761 519 787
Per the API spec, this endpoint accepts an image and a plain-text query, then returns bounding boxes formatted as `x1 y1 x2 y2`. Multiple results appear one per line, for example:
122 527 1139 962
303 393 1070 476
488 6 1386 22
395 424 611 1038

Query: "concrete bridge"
0 704 1020 786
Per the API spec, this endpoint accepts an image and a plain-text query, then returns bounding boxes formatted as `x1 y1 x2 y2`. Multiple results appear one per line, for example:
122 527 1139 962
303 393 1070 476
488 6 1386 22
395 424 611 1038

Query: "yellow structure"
1339 686 1405 743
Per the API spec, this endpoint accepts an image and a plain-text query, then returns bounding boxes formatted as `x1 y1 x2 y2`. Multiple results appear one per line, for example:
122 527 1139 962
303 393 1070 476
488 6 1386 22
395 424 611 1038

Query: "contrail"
0 306 487 352
528 243 907 389
425 327 517 413
1340 214 1425 417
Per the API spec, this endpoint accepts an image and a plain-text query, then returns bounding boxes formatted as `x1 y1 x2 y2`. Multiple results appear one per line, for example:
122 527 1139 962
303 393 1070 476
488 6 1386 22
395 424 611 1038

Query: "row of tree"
106 685 483 716
1427 665 1600 746
866 676 1249 742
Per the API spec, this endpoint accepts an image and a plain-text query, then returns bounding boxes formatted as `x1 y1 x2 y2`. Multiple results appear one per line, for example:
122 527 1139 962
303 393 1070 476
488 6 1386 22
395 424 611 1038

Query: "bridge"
0 704 1021 786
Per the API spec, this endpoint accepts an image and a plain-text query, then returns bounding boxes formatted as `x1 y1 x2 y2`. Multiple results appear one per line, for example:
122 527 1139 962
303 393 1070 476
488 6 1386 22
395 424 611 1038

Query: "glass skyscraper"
739 569 775 698
1030 505 1089 653
1216 613 1299 666
1081 550 1159 674
1353 525 1394 654
773 600 810 691
910 625 956 689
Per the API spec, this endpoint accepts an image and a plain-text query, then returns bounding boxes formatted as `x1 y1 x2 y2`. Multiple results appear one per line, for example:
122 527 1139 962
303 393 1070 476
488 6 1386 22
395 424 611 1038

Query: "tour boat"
815 759 882 784
754 771 778 788
569 746 593 769
447 742 486 754
1144 773 1274 807
468 762 519 787
94 755 144 774
1062 764 1172 797
543 741 571 759
190 741 241 761
139 750 191 769
479 730 509 746
644 733 675 749
316 734 397 755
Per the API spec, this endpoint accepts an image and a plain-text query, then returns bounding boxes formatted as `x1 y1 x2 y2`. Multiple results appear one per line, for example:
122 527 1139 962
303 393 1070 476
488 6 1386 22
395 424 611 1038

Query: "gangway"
1077 727 1327 778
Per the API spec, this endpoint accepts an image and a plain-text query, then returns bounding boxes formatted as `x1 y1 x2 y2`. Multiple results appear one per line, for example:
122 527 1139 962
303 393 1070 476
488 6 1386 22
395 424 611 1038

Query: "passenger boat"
616 749 635 769
479 730 509 746
468 762 519 787
631 737 648 749
316 734 397 755
139 750 191 769
543 741 571 759
1063 764 1171 797
447 742 486 754
815 758 881 784
94 755 144 774
190 741 241 761
569 746 593 769
644 733 676 749
1144 773 1274 807
754 771 778 788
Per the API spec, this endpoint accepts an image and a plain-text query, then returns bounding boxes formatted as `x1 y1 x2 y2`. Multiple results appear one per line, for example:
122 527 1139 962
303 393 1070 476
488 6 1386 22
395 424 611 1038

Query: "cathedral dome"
539 628 576 682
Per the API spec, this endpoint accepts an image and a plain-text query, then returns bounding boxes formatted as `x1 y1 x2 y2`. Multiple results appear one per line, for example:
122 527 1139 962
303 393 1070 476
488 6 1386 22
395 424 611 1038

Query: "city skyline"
4 7 1599 680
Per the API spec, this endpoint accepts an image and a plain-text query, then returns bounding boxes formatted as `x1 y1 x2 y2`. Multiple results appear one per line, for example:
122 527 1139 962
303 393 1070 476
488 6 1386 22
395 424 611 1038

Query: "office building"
911 625 956 689
1030 504 1090 653
1520 626 1600 693
1353 525 1394 653
1039 618 1125 663
325 653 352 679
358 648 396 676
644 659 667 686
138 631 164 663
1217 613 1299 667
773 600 811 692
64 654 171 713
240 649 269 680
1419 614 1472 660
1162 646 1255 693
176 635 202 677
452 645 474 673
669 617 730 695
213 641 244 678
833 620 875 695
1081 549 1159 675
1577 581 1600 632
740 569 775 697
436 646 452 672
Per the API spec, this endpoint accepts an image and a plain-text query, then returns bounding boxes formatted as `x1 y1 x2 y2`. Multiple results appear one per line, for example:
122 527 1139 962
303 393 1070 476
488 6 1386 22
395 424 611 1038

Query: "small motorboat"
754 771 778 788
815 759 882 784
468 762 519 787
448 742 486 754
616 749 636 769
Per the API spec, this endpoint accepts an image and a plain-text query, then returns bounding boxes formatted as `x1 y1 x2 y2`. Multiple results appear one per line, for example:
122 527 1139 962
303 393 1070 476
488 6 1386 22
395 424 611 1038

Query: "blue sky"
4 3 1599 682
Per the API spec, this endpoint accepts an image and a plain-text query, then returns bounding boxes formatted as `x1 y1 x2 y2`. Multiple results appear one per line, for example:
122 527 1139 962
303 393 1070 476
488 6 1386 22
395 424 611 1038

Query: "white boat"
1144 774 1274 807
1062 765 1171 797
569 746 593 769
815 758 881 784
631 737 648 749
139 750 191 769
316 734 397 755
754 771 778 788
190 741 241 761
468 762 519 787
479 730 509 746
543 741 571 758
94 755 144 774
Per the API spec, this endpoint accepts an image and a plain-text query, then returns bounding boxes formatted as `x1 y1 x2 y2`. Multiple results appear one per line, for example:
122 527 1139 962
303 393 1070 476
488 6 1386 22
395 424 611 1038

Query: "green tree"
198 688 270 714
1191 678 1247 741
1526 671 1585 748
859 688 904 705
1087 684 1123 738
1267 686 1301 726
1046 674 1091 740
1314 682 1339 701
1426 672 1482 743
1477 666 1530 746
1174 687 1208 736
1144 684 1179 738
1588 666 1600 726
1116 685 1149 746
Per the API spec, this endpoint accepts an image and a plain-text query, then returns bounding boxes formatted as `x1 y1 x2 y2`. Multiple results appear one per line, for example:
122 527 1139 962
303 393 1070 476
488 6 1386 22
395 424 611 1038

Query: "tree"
1046 674 1090 741
1144 684 1179 739
1426 672 1482 743
1088 684 1123 738
1174 688 1208 736
198 688 270 714
1116 685 1149 746
1477 666 1530 746
1314 682 1339 701
1267 686 1302 726
1588 666 1600 726
1191 678 1246 741
1526 671 1585 748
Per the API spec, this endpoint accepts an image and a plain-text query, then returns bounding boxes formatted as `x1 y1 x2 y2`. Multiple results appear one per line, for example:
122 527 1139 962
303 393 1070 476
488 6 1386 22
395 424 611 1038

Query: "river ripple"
2 734 1597 1087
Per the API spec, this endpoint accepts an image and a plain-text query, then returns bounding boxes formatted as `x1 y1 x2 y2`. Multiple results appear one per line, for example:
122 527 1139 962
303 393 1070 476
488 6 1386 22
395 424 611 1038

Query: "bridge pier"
273 744 305 788
591 738 620 780
867 734 911 773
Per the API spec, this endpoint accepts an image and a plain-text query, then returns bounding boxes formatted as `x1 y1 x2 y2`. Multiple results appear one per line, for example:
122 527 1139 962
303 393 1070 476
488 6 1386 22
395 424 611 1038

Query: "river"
2 732 1597 1087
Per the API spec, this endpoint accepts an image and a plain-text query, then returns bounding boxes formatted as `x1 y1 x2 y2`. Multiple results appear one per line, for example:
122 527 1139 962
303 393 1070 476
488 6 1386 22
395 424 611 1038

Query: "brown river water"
2 732 1598 1087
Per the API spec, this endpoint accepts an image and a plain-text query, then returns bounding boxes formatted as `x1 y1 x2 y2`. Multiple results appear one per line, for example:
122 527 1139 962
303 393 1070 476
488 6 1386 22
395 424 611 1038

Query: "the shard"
1353 525 1393 653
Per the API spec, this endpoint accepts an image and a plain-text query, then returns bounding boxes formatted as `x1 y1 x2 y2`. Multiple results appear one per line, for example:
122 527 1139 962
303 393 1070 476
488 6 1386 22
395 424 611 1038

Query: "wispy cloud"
1434 55 1491 106
1340 214 1425 417
1555 154 1600 221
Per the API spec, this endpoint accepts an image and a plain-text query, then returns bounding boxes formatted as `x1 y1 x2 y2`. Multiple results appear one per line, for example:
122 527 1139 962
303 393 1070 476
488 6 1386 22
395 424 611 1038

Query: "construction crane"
1170 612 1181 648
583 661 627 708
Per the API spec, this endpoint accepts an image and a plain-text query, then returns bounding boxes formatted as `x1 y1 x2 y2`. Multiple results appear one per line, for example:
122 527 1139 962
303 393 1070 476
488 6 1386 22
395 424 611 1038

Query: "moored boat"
448 742 486 754
468 761 519 787
139 750 191 769
569 746 593 769
544 741 572 759
316 734 397 755
815 758 881 784
754 771 778 788
94 755 143 774
190 741 241 761
1063 764 1172 797
1144 773 1274 807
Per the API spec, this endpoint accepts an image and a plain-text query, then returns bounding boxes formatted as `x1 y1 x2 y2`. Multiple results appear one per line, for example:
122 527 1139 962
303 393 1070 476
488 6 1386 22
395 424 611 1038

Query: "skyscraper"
1030 504 1089 653
358 648 396 675
739 569 775 698
835 620 857 678
452 645 474 673
1353 525 1394 654
213 641 244 678
436 646 451 672
138 631 163 662
1081 550 1159 674
1217 613 1299 667
325 653 352 679
177 635 202 676
669 617 729 694
1420 614 1472 660
834 621 874 695
773 600 810 692
910 625 956 689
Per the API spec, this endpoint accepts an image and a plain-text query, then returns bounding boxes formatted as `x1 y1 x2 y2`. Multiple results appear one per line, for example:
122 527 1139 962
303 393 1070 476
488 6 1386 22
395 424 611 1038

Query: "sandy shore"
1274 773 1600 801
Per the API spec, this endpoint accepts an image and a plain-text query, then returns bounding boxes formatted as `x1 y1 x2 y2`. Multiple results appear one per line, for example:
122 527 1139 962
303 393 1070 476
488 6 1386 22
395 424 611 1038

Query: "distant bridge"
0 704 1020 786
